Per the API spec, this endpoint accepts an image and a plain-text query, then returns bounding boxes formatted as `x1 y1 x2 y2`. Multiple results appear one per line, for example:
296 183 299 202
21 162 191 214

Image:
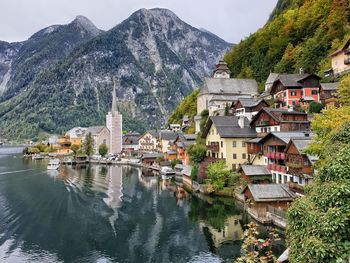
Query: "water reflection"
0 154 284 263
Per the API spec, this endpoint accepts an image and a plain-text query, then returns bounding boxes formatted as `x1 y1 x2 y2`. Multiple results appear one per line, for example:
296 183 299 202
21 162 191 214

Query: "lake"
0 147 284 262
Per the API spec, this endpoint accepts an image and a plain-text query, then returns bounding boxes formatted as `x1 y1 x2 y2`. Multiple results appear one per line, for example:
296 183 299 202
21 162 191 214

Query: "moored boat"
160 166 175 180
47 159 60 170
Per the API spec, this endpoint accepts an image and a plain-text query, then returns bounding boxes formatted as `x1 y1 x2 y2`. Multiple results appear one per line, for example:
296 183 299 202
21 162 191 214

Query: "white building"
106 82 122 154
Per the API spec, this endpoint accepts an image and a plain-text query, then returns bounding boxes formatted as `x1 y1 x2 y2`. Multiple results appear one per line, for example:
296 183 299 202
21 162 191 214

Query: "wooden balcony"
207 143 219 153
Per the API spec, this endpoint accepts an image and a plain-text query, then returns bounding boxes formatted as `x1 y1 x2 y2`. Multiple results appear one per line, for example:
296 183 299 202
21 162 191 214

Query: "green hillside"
224 0 349 82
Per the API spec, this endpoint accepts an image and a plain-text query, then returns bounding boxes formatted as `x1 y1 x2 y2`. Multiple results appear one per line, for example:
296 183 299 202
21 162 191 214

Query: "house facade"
203 116 256 171
250 107 310 137
285 138 317 196
233 98 269 121
328 39 350 76
138 131 159 152
270 73 321 109
319 82 339 109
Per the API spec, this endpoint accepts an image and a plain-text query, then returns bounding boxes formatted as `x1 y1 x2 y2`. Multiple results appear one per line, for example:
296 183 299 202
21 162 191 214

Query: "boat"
47 159 60 170
160 166 175 180
32 154 44 160
62 157 75 165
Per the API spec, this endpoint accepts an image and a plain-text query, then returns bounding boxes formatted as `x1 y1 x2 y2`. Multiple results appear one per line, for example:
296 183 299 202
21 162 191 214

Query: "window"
232 141 236 147
242 141 246 147
284 175 288 183
242 153 246 159
312 90 318 95
221 141 223 148
278 174 282 183
292 101 296 106
291 91 297 96
233 154 237 159
221 153 223 158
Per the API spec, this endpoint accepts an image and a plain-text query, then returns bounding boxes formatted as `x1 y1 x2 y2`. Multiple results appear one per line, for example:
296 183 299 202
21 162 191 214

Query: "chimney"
238 116 245 129
299 68 304 75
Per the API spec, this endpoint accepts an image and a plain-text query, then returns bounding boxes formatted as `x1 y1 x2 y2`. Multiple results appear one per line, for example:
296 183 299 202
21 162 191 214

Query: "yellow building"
329 38 350 76
202 116 256 171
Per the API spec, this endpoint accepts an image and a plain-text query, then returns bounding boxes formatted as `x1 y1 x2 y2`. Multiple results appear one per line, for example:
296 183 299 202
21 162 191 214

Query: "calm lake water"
0 147 284 263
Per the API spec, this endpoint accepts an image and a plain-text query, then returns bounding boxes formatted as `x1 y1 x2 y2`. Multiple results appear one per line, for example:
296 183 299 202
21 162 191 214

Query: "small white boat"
160 167 175 180
47 159 60 170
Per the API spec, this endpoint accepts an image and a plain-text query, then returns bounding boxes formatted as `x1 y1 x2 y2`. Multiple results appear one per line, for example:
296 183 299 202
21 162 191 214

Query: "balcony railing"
276 152 285 160
265 152 285 160
207 143 219 153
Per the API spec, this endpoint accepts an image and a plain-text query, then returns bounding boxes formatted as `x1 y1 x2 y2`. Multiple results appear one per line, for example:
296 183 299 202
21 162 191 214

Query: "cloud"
0 0 277 43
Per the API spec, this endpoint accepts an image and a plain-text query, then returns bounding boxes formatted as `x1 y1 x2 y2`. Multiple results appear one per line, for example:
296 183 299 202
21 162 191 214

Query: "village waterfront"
0 147 285 262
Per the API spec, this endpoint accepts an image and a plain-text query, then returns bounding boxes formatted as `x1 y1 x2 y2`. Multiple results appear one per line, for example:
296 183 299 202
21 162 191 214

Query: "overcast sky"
1 0 277 43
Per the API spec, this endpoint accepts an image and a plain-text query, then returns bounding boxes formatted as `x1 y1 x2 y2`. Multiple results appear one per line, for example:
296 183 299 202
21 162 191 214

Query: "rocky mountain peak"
71 15 101 36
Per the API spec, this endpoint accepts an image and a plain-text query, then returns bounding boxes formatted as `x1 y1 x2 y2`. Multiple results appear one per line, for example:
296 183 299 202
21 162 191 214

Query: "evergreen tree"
83 132 95 157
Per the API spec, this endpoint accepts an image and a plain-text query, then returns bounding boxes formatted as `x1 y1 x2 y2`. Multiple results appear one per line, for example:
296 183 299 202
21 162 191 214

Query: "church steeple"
112 78 118 116
213 60 231 79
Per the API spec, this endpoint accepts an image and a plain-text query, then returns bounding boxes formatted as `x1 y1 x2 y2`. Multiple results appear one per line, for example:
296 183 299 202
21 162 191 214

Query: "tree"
306 106 350 156
308 101 323 113
28 147 40 154
206 161 239 192
337 74 350 106
287 122 350 262
170 159 181 169
70 144 80 156
98 143 108 157
82 132 95 157
187 144 207 164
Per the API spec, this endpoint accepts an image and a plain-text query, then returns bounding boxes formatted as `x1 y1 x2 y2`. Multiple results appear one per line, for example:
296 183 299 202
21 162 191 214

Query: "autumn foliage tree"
287 121 350 262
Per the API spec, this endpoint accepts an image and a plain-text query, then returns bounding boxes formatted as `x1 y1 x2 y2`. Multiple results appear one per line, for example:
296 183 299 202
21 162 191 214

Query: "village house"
319 82 339 108
202 116 256 171
195 61 259 132
326 38 350 77
259 131 309 184
250 107 310 137
242 184 296 227
158 130 179 153
86 126 110 155
65 127 87 146
270 72 321 109
138 131 159 152
233 97 269 121
174 134 196 165
285 137 318 196
141 152 163 167
122 132 140 156
169 124 181 132
239 165 272 184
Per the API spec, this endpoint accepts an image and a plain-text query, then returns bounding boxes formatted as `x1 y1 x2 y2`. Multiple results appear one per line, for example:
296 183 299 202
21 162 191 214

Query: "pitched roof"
236 98 267 108
65 127 87 138
267 132 311 144
276 73 321 87
86 126 107 135
320 82 339 91
265 73 280 84
250 107 309 126
241 165 271 176
245 184 296 202
200 77 259 96
159 130 179 141
202 116 257 138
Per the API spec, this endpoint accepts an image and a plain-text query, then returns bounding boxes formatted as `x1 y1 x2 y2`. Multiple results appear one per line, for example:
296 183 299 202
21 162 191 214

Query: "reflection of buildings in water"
200 215 243 248
138 169 158 189
103 166 123 230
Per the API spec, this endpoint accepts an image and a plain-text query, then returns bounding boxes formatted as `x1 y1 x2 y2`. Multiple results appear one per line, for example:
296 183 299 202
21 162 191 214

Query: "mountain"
224 0 349 83
0 16 102 101
0 8 232 140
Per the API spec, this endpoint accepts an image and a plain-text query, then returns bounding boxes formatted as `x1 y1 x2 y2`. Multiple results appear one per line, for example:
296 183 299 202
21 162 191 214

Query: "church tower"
213 60 231 79
106 79 122 154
